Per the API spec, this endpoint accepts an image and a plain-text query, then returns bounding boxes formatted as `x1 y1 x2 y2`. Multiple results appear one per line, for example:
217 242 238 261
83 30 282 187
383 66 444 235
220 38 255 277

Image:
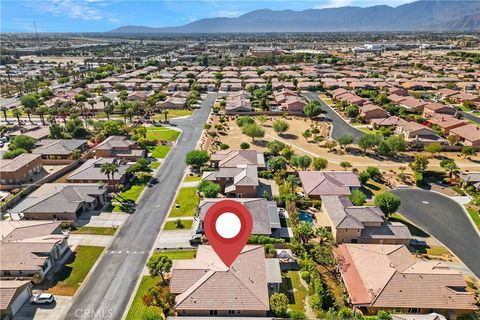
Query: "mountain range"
109 1 480 33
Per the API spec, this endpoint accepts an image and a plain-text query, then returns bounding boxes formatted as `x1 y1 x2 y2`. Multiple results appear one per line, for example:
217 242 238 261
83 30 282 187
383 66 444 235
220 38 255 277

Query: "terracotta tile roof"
211 150 265 168
298 171 361 197
334 244 477 310
170 245 269 311
450 124 480 143
0 280 32 310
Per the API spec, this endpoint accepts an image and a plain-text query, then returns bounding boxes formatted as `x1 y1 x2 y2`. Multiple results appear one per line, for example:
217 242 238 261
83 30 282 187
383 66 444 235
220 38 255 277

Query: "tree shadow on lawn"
279 276 296 305
252 139 269 147
279 133 298 140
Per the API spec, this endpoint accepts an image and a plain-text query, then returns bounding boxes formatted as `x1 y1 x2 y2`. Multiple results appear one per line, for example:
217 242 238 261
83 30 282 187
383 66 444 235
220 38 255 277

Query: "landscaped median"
48 245 104 296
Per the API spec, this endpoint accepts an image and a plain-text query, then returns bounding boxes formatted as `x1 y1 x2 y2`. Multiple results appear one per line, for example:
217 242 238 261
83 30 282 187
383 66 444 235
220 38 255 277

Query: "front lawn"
153 109 193 119
148 145 171 159
69 227 117 236
279 271 307 313
152 250 197 260
169 187 199 217
163 219 193 230
150 162 160 170
183 175 201 182
146 127 181 142
112 175 151 212
125 276 163 320
467 206 480 230
48 246 104 296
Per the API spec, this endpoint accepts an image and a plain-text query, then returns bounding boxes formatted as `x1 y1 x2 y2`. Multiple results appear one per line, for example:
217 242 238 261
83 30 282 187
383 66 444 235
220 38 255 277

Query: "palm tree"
23 107 34 124
286 174 300 194
12 108 22 125
71 149 82 160
162 110 169 123
118 102 129 124
88 99 96 116
100 96 112 119
100 162 119 188
1 106 9 124
315 227 330 245
103 104 113 121
37 106 48 125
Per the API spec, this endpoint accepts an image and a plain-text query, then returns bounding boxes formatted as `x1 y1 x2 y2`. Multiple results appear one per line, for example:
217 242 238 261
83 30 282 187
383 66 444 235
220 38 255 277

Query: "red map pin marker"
203 200 253 267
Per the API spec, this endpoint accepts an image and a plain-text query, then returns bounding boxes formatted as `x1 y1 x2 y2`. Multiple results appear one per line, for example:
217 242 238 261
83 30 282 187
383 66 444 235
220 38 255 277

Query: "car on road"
30 293 55 304
189 234 202 245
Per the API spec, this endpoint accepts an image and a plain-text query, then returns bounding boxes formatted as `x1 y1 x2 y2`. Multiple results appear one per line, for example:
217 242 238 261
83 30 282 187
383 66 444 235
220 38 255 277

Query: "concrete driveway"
391 188 480 277
460 111 480 124
303 92 366 143
14 296 72 320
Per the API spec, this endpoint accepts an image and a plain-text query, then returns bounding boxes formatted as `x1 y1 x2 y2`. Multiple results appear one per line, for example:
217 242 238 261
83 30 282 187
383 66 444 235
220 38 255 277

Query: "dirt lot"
215 116 480 173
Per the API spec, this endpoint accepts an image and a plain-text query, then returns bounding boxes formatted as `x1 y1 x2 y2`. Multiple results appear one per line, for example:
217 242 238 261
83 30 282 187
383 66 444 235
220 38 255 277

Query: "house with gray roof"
94 135 145 161
210 150 265 168
197 198 280 236
66 158 130 186
321 195 411 245
459 171 480 191
32 139 87 160
202 165 259 198
10 183 108 221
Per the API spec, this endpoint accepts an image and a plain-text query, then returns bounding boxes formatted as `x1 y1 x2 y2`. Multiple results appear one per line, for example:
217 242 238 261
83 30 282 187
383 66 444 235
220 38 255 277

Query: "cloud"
216 10 245 18
32 0 111 21
314 0 354 9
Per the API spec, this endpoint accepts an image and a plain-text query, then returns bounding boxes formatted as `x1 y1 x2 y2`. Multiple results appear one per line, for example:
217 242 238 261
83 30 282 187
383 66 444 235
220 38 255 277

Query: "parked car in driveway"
30 293 55 304
410 239 427 247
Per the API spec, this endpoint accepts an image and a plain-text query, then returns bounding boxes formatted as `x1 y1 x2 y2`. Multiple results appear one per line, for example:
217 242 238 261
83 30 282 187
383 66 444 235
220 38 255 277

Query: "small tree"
269 293 288 317
410 154 429 173
303 101 322 118
461 146 476 159
8 135 36 151
312 157 328 171
324 140 337 151
198 180 221 198
302 129 312 141
345 105 359 118
440 159 459 177
185 150 210 171
374 192 401 218
257 115 268 126
340 161 352 170
236 116 254 127
146 255 172 284
267 156 287 172
241 123 265 141
349 189 366 206
359 171 370 184
272 120 289 135
447 134 459 146
338 135 353 149
366 166 381 180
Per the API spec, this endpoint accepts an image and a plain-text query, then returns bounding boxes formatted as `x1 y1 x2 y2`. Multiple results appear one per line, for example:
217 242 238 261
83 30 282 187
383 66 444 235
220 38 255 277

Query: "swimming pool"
298 211 313 225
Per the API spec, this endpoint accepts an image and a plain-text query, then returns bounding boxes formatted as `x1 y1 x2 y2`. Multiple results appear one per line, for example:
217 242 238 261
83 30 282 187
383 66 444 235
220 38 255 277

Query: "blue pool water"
298 211 313 225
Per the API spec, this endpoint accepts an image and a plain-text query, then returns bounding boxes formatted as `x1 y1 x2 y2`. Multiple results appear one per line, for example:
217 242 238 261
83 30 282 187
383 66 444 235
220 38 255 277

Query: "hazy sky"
1 0 415 32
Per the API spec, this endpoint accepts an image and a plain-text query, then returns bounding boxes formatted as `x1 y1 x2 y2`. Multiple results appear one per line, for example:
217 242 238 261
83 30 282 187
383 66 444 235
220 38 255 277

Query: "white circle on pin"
215 212 241 239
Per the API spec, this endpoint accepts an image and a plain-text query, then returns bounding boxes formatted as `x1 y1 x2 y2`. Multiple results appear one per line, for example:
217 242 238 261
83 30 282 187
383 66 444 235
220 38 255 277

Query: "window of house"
228 310 235 315
209 310 218 316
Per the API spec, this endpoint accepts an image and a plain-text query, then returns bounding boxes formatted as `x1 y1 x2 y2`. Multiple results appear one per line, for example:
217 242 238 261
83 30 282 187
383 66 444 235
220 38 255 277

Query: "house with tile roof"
197 198 280 236
202 165 259 198
66 158 130 186
334 244 477 318
31 139 87 160
210 150 265 169
0 153 43 187
0 280 33 318
320 196 411 245
94 135 146 161
170 245 281 317
0 221 69 278
298 171 361 199
10 183 108 221
449 124 480 147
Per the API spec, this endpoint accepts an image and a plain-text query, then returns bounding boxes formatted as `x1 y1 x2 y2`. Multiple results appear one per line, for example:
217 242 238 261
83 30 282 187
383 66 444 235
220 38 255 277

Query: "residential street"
303 92 366 142
63 93 216 320
391 188 480 278
460 111 480 124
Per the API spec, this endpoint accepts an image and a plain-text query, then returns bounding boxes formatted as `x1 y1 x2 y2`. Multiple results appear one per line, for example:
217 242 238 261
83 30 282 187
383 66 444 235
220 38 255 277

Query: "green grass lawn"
148 145 171 159
112 176 151 212
279 271 307 313
125 276 163 320
467 206 480 230
152 250 197 260
183 175 201 182
69 227 117 236
153 109 193 119
146 127 181 142
150 162 160 170
390 213 429 237
48 246 104 296
163 219 194 230
169 187 199 217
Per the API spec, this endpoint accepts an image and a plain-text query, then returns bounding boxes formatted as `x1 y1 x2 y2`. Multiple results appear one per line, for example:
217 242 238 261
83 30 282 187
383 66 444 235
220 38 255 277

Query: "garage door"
10 287 30 316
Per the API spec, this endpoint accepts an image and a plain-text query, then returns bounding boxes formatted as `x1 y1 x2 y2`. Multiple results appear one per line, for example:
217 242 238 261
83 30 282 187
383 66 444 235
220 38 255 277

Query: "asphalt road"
460 111 480 124
391 188 480 278
303 92 366 143
64 93 217 320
